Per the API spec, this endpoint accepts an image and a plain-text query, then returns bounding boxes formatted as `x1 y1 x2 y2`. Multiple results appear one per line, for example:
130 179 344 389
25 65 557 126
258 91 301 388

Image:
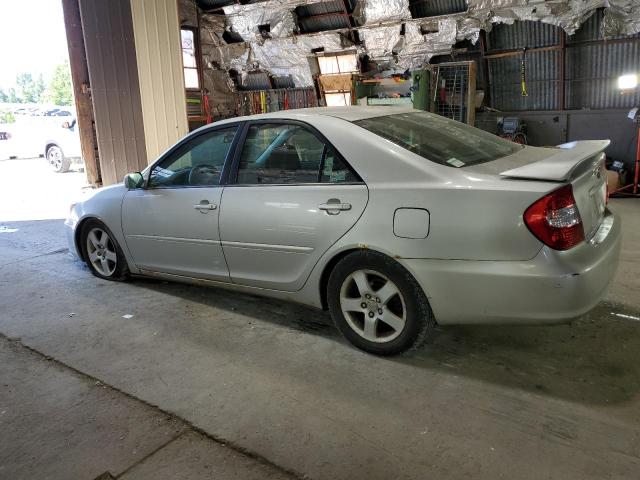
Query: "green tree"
16 73 42 103
0 88 8 103
34 74 46 102
7 88 19 103
46 62 73 106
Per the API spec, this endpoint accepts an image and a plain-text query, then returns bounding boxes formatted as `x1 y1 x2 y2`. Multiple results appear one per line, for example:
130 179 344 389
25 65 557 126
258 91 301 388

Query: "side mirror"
124 172 144 189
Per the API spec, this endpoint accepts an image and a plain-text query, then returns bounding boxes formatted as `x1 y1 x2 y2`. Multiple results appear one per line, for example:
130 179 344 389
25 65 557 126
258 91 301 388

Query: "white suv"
43 117 83 172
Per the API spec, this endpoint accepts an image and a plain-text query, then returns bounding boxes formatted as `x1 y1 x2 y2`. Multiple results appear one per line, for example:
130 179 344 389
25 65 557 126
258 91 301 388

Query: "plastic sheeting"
399 18 458 69
360 25 402 59
355 0 409 25
602 0 640 37
202 41 250 72
189 0 640 91
200 13 226 47
249 32 353 86
223 0 309 41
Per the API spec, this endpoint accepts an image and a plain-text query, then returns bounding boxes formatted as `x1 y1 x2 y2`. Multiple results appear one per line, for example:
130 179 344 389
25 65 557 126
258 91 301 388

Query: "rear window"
354 111 522 167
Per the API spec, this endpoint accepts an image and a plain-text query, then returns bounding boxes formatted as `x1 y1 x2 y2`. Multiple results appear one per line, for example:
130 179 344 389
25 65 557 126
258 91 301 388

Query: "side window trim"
317 144 329 183
227 118 363 186
144 122 244 189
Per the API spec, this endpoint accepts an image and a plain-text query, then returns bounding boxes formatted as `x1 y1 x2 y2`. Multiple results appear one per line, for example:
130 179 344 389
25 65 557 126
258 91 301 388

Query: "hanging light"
617 73 638 91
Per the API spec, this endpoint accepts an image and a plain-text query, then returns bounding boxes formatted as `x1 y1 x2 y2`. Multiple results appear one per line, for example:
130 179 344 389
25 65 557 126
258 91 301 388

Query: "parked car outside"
65 106 621 355
0 105 83 170
42 117 83 172
0 128 11 160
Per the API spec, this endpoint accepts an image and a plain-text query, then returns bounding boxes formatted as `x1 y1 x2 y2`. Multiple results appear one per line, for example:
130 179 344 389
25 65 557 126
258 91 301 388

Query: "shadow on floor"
130 275 640 406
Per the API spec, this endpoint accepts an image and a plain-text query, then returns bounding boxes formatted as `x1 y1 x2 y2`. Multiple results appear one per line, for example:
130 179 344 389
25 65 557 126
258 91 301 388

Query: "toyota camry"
65 106 621 355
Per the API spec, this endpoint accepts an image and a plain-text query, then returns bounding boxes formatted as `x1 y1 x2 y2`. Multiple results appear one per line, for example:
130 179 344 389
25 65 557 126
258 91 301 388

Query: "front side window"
149 127 237 188
236 124 324 184
354 111 523 167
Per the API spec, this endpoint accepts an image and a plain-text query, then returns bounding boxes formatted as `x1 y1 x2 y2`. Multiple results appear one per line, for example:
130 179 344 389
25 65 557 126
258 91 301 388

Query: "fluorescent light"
618 74 638 90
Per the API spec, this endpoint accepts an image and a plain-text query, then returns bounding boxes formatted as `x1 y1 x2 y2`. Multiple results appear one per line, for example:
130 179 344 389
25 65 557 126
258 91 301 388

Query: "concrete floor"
1 159 640 479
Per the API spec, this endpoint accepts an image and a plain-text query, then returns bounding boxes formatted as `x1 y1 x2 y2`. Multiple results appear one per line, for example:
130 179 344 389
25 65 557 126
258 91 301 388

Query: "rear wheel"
327 251 435 355
47 145 71 173
80 220 129 281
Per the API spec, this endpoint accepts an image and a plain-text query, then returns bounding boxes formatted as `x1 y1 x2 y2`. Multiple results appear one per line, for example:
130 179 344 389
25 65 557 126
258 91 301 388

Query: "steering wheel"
188 164 219 185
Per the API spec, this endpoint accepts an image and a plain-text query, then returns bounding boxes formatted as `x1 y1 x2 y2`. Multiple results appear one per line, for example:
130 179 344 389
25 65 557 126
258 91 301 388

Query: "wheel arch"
44 141 61 157
75 216 112 262
318 247 408 310
74 216 94 262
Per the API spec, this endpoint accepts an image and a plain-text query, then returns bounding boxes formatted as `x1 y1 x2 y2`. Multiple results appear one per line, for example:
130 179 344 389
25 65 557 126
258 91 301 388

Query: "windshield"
354 111 523 167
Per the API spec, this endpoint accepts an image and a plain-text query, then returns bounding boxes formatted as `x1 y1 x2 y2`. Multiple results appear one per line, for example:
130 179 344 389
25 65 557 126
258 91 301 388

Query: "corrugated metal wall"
489 50 560 111
79 0 148 185
409 0 467 18
486 11 640 111
566 41 640 109
296 1 351 33
130 0 189 164
565 10 640 110
487 21 560 51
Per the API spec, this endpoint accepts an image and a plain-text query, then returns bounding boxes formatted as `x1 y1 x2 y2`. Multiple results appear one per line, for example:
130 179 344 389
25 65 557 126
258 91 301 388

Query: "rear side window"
354 112 522 167
321 147 358 183
236 123 360 184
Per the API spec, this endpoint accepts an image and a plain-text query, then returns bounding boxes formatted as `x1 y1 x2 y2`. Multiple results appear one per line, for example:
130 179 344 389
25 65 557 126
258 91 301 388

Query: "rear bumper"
402 209 621 325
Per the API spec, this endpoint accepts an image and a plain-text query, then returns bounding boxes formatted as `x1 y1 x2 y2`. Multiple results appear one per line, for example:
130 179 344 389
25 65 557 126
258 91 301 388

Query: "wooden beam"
478 30 491 108
466 61 476 126
483 44 561 59
61 0 100 186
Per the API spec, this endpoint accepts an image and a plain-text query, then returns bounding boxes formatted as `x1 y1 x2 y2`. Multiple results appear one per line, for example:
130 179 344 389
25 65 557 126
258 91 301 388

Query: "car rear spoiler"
500 140 610 182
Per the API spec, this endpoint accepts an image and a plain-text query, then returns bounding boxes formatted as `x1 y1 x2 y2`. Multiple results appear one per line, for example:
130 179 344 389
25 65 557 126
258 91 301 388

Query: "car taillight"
524 184 584 251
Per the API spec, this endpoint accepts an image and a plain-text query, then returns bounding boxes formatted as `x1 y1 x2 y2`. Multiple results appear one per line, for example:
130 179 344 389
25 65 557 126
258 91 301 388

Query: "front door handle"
194 201 217 213
319 199 352 215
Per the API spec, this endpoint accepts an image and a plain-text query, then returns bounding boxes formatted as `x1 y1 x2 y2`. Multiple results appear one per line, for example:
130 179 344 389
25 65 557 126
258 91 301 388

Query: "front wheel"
327 251 435 355
47 145 71 173
80 220 129 281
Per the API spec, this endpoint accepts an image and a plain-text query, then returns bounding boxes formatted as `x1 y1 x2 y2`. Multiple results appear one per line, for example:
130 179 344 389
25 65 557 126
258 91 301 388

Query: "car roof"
215 105 415 125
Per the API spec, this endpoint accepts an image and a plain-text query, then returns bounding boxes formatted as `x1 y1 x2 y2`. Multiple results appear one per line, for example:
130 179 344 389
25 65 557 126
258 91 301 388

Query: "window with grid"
181 29 199 89
317 53 358 106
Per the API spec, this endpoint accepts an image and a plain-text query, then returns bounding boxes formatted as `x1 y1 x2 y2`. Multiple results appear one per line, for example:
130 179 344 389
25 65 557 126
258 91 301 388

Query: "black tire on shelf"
327 250 435 356
80 219 130 282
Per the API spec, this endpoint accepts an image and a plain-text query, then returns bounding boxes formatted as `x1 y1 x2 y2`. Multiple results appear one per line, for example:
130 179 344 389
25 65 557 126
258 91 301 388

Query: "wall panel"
79 0 148 185
130 0 189 164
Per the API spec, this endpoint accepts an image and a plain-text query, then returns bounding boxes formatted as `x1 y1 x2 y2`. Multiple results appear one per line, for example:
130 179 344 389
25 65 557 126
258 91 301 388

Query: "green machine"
411 69 431 111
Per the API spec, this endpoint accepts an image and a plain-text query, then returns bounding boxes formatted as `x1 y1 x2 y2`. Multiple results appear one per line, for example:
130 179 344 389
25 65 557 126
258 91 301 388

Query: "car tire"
80 219 130 281
46 145 71 173
327 250 435 356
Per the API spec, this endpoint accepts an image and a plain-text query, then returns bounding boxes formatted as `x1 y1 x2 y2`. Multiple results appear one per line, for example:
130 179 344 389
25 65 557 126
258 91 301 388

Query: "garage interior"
1 0 640 478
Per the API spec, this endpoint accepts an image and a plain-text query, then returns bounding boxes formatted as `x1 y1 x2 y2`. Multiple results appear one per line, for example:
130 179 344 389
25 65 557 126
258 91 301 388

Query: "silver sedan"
65 107 621 355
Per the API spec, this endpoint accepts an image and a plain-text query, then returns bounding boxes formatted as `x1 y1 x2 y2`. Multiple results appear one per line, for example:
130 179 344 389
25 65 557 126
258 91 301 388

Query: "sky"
0 0 69 89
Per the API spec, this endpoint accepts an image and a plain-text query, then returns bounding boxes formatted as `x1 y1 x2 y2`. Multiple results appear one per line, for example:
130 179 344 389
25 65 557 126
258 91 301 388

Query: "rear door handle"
194 201 217 212
319 200 352 215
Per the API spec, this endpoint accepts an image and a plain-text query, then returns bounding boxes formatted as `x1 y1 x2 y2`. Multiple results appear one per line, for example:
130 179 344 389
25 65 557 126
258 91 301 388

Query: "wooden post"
61 0 101 186
466 61 476 126
479 30 491 108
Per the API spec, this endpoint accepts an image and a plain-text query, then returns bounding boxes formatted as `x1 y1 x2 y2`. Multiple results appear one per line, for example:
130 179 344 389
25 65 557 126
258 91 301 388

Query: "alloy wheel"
86 227 117 276
339 269 407 343
48 146 63 170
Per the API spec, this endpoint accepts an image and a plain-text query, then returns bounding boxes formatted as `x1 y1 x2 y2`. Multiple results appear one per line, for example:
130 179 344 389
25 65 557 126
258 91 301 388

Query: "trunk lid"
498 140 609 242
